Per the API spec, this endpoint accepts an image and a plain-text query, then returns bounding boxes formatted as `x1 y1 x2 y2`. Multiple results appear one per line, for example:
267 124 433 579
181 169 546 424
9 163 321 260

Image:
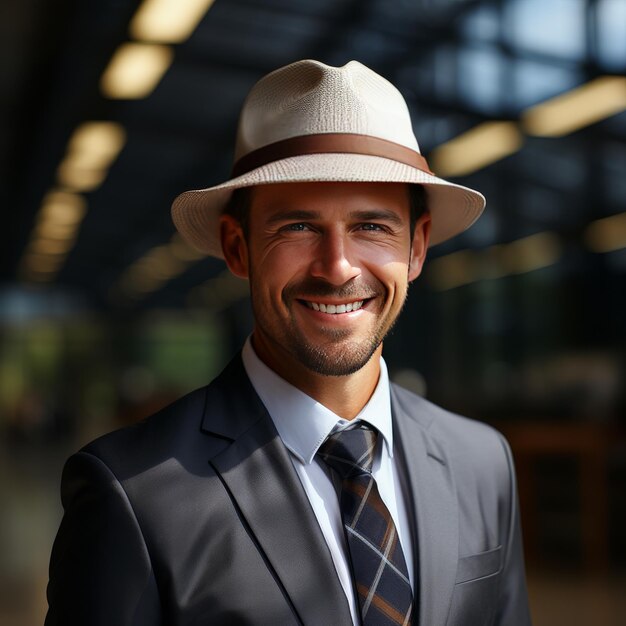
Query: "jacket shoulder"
391 383 512 469
76 385 226 486
83 385 209 456
77 352 261 481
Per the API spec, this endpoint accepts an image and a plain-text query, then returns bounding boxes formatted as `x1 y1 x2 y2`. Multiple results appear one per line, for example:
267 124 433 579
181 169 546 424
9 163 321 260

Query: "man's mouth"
304 300 364 314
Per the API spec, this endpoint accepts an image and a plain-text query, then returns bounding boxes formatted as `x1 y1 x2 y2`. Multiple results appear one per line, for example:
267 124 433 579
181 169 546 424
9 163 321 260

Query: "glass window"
596 0 626 69
461 3 500 42
504 0 586 61
458 45 503 113
513 59 582 110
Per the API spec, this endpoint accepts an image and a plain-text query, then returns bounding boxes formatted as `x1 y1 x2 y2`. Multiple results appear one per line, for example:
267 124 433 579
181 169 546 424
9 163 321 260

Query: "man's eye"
282 223 310 232
359 223 385 231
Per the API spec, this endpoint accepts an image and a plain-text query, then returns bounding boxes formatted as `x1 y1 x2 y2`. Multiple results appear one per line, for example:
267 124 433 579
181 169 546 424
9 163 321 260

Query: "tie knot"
318 424 378 478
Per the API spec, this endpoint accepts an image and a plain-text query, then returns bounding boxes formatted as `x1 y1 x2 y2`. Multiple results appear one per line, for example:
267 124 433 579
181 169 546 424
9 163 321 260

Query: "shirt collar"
241 337 394 465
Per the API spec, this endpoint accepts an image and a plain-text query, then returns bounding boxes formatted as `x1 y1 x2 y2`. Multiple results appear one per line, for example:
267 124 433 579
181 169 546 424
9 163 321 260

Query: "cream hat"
172 59 485 257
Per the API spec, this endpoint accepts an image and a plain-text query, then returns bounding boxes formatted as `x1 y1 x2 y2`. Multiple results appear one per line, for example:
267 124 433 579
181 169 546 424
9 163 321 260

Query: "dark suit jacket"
45 354 531 625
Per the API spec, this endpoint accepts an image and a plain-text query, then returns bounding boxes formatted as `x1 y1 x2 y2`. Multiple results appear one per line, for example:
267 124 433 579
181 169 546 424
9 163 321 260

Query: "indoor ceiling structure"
1 0 625 314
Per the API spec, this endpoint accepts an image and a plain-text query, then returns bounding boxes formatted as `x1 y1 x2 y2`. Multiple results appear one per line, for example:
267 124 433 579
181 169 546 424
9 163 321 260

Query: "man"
46 60 531 625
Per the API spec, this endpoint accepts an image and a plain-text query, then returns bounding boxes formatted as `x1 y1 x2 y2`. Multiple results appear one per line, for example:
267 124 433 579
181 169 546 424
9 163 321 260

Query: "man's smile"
302 299 365 314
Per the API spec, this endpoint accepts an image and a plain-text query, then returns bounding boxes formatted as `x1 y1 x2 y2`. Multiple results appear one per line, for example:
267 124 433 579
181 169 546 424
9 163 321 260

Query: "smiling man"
46 61 532 626
221 181 430 419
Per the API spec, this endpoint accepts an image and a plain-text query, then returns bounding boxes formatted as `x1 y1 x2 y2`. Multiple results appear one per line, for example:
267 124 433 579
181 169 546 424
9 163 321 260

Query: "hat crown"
234 60 420 161
172 59 486 258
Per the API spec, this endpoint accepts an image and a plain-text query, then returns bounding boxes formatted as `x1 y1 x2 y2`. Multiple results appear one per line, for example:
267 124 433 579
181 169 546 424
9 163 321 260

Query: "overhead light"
57 122 126 191
115 235 199 300
57 165 108 191
140 245 187 280
65 122 126 169
35 220 77 240
170 233 206 262
101 42 173 99
187 271 250 310
26 252 65 268
500 232 562 274
29 237 75 256
426 250 478 290
130 0 215 43
18 190 87 284
427 232 561 290
121 272 164 295
21 252 65 273
585 211 626 252
429 121 523 177
522 76 626 137
40 190 87 224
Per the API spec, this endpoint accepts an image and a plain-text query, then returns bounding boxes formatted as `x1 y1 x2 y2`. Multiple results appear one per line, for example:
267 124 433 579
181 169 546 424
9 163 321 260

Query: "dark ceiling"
2 0 625 313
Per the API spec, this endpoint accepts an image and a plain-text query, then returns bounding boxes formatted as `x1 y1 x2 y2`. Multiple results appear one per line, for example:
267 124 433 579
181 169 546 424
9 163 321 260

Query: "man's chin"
293 341 381 377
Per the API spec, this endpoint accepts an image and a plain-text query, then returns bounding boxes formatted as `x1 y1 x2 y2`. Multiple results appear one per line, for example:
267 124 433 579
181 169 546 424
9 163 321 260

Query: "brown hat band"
232 133 434 178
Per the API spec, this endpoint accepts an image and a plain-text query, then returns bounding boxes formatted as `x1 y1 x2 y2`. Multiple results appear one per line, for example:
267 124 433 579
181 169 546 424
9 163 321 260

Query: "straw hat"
172 59 485 257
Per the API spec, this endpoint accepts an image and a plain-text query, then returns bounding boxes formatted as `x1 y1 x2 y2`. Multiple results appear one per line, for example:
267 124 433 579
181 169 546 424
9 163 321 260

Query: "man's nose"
309 232 361 285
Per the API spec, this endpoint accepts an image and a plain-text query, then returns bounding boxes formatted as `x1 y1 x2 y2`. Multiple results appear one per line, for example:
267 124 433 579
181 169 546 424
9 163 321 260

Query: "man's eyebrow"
265 209 321 224
350 209 405 227
264 208 405 226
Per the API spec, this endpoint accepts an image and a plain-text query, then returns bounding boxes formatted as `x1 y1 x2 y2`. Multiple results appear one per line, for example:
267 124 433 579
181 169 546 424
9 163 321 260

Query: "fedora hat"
172 59 485 257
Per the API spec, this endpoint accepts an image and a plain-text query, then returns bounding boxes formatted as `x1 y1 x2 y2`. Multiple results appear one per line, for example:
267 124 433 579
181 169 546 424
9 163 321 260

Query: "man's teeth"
307 301 364 314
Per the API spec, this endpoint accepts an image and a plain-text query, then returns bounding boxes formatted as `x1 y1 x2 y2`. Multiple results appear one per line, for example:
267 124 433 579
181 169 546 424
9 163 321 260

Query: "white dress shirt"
241 338 414 625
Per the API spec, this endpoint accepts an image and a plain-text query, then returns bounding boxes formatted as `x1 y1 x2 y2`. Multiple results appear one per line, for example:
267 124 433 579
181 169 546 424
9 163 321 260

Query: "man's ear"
220 214 249 278
408 211 431 282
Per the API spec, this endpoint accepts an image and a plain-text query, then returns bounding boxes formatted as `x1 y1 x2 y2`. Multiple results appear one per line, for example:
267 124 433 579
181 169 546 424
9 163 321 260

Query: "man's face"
221 181 430 382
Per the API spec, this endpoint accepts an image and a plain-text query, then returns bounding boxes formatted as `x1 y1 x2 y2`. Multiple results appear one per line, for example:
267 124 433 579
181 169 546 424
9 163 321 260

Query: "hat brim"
171 153 485 258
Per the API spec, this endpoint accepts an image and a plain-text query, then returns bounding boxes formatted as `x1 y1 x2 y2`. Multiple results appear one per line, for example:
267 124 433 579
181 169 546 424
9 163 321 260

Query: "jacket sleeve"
495 434 533 626
45 451 161 626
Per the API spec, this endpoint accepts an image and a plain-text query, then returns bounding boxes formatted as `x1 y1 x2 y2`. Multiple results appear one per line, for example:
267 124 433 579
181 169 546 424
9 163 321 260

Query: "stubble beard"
251 277 407 377
289 324 387 377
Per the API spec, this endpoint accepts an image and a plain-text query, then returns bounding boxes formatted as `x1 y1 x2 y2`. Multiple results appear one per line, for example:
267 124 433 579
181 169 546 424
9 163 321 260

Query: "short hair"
223 186 253 237
408 184 427 238
222 184 427 239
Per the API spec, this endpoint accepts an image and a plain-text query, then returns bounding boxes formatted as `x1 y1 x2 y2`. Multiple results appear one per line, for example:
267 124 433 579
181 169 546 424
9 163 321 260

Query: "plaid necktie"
318 424 414 625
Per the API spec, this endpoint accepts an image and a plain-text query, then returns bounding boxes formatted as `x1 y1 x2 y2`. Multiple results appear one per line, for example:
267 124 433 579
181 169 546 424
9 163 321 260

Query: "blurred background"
1 0 625 623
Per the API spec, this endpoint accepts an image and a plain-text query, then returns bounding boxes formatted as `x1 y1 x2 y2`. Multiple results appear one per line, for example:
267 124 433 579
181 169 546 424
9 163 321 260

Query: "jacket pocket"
455 545 502 584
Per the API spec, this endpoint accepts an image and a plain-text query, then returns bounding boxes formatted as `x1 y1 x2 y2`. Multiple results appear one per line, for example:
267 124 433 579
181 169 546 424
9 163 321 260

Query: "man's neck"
250 335 382 420
291 356 381 420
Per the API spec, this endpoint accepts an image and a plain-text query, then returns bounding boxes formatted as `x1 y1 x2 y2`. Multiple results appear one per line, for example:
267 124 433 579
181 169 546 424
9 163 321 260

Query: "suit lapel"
203 356 352 626
391 386 459 626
